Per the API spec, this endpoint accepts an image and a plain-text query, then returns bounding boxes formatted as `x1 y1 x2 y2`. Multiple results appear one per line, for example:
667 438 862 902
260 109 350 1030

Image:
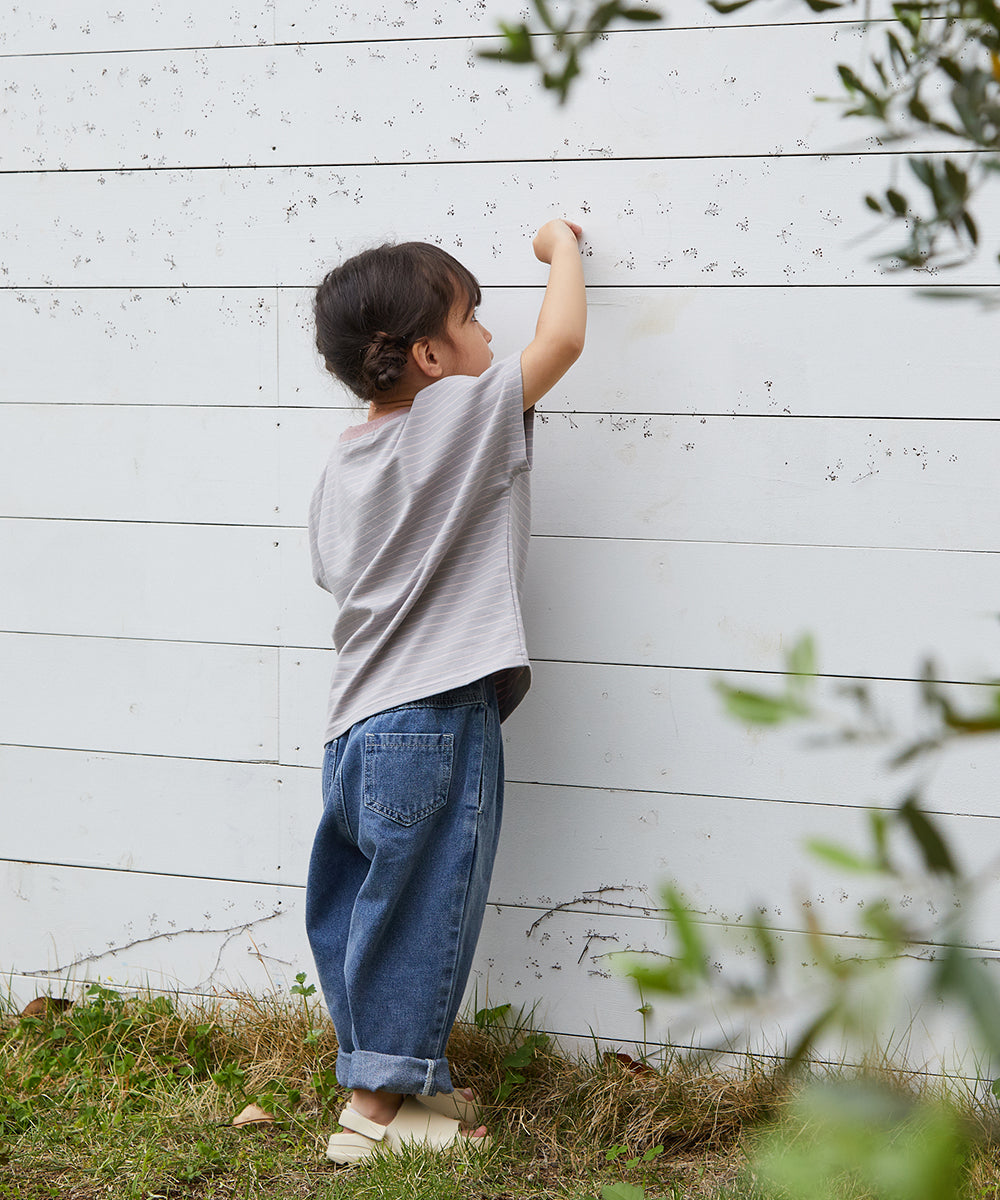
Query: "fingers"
533 217 585 263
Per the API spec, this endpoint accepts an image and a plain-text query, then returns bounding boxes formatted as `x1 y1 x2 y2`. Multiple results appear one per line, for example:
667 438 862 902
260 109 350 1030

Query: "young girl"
305 218 586 1164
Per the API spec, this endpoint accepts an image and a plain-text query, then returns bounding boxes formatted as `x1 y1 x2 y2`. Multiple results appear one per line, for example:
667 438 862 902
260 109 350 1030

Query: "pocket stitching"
362 732 454 827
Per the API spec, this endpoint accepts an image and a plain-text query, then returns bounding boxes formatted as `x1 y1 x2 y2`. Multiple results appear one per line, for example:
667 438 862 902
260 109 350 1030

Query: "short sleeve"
399 353 529 483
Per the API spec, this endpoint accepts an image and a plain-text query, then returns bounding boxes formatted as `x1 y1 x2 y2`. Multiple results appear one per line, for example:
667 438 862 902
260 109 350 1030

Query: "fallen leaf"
20 996 74 1018
233 1103 275 1127
608 1051 657 1076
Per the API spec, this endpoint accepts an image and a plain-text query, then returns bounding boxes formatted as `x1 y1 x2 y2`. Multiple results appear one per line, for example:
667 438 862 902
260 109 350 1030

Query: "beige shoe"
415 1088 481 1124
326 1096 488 1166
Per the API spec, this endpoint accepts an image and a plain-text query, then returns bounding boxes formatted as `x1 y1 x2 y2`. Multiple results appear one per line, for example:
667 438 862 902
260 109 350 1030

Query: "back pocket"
362 732 454 827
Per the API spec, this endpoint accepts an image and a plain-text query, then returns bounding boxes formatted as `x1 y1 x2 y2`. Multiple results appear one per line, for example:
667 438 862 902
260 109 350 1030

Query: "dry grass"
448 1015 785 1155
3 983 1000 1199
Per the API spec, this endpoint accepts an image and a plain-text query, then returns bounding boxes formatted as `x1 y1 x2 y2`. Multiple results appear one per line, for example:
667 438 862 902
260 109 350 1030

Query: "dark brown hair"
314 242 481 401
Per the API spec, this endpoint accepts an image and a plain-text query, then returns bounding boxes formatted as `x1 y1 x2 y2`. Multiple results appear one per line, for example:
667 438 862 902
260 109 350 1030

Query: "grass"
0 982 997 1200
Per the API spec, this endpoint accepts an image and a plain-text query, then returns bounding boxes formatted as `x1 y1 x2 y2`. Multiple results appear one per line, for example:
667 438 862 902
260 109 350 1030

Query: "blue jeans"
305 678 504 1096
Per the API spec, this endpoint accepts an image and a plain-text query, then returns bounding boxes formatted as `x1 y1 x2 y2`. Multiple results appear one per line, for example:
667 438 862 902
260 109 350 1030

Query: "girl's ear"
410 336 444 380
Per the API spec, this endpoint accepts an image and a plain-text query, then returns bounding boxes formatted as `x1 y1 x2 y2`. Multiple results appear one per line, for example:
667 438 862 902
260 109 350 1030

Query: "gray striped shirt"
309 353 534 743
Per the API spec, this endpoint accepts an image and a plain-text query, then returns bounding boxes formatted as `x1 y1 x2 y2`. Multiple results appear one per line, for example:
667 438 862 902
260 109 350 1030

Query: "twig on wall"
527 885 654 937
23 909 286 982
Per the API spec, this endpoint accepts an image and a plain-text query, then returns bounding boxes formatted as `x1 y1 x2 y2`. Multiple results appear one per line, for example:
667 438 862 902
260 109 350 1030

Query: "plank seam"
0 147 958 177
0 17 902 62
1 631 994 687
1 747 993 818
1 516 995 556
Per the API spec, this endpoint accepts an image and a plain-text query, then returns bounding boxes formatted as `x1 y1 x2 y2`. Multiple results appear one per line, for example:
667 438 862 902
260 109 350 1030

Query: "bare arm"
520 219 587 411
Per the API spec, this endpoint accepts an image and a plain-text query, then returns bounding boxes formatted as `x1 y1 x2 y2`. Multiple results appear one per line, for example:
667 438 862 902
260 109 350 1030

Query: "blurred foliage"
628 636 1000 1068
479 0 663 102
818 0 1000 273
485 0 1000 274
621 637 1000 1198
752 1078 969 1200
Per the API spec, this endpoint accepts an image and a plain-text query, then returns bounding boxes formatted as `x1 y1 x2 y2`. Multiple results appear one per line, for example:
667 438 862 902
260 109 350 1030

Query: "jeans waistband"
379 677 495 714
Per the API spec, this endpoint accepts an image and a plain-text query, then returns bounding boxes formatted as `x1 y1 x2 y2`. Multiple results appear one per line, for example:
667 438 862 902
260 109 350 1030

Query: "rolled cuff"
336 1048 454 1096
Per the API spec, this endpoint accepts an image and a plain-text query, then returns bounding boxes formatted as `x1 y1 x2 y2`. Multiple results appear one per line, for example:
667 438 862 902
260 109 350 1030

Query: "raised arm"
520 219 587 411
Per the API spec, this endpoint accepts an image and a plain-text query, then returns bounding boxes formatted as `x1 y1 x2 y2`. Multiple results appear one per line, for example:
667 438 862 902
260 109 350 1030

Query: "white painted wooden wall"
3 0 999 1074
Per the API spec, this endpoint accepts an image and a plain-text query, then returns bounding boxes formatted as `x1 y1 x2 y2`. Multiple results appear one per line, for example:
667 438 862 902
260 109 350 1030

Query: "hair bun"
363 331 409 394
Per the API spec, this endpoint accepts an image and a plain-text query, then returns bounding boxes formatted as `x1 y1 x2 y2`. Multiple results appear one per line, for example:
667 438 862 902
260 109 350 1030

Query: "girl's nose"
482 324 492 343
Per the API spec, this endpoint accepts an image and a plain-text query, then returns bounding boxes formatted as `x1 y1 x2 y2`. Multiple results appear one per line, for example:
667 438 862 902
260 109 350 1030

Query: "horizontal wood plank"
0 518 302 647
1 861 305 995
471 902 998 1074
1 26 908 174
282 284 1000 421
523 538 1000 683
0 745 312 883
2 289 277 407
0 1 273 56
282 653 1000 818
4 158 997 289
0 633 278 762
531 410 1000 550
0 0 892 56
492 784 1000 951
8 283 990 420
0 405 348 527
4 520 998 685
275 0 884 43
3 406 996 551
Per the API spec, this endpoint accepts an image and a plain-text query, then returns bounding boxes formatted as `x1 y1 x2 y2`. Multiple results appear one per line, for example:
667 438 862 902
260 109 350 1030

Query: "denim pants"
305 678 504 1096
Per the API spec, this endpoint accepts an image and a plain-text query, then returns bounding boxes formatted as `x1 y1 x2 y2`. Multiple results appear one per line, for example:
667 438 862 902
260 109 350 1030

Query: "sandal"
326 1096 489 1166
415 1088 481 1124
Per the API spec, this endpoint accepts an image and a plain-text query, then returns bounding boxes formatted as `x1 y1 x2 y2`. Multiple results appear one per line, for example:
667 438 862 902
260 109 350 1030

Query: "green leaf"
886 31 910 69
782 1003 840 1075
502 1040 539 1070
786 634 817 681
532 0 558 34
866 194 884 212
939 56 964 83
860 898 907 945
889 736 943 768
707 0 757 12
909 156 935 187
474 1002 511 1028
893 3 922 37
623 956 696 996
601 1183 647 1200
868 809 893 872
802 0 844 11
806 839 878 873
749 916 779 981
909 93 931 124
898 796 958 877
664 885 710 980
718 686 807 725
944 160 969 198
620 6 664 20
838 63 865 93
887 188 908 215
494 23 535 64
937 945 1000 1058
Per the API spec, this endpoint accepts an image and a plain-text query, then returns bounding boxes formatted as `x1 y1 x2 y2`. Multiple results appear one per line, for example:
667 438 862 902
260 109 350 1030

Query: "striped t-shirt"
308 353 534 743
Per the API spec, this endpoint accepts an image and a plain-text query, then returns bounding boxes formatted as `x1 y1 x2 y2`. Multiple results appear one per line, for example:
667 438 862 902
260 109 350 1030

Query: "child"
305 218 586 1164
